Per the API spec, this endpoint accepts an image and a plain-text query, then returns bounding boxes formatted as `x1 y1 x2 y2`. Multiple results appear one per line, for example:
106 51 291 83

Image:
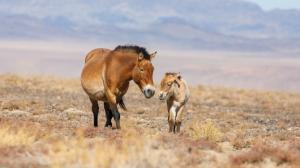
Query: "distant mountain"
1 0 300 51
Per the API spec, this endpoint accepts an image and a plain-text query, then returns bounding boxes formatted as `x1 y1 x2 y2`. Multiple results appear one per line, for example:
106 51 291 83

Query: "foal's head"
132 51 157 98
159 72 181 100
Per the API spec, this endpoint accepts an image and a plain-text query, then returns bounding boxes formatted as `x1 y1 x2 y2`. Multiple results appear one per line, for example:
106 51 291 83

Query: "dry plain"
0 74 300 167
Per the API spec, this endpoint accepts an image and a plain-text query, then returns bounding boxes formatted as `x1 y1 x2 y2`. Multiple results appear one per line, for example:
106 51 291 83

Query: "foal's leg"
167 100 174 133
109 103 121 129
175 106 184 133
90 98 99 127
168 111 173 132
104 102 113 127
170 105 178 133
176 122 182 133
168 110 176 133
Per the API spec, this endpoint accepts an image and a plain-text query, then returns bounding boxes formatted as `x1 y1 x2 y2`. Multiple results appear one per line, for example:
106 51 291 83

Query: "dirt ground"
0 74 299 168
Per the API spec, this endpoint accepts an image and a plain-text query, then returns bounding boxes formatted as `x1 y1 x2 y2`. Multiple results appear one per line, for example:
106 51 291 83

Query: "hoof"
105 123 112 128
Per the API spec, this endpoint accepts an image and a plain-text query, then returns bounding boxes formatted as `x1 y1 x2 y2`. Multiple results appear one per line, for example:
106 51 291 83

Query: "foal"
159 73 190 133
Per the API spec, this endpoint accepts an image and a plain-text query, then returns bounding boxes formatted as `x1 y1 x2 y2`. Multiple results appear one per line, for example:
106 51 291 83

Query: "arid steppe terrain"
2 0 300 167
0 74 299 167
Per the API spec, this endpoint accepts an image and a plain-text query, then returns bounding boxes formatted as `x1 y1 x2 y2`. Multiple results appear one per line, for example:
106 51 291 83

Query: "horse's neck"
109 53 137 84
173 80 189 103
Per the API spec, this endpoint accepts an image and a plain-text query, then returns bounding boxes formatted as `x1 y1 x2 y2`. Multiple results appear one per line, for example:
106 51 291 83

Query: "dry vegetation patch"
231 141 300 166
188 120 223 142
0 125 37 147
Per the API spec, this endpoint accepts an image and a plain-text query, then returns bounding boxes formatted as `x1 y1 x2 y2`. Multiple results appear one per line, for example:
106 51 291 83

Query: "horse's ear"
138 52 144 61
150 51 157 60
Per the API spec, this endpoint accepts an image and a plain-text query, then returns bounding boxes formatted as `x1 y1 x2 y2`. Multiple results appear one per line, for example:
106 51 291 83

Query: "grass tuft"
188 120 223 142
0 125 37 147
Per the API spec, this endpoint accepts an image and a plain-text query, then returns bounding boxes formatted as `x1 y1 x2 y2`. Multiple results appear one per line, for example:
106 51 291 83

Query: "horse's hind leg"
90 98 99 127
104 102 113 127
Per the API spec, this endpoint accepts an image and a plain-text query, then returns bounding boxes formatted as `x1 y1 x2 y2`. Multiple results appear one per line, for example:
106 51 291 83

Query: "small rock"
63 108 86 115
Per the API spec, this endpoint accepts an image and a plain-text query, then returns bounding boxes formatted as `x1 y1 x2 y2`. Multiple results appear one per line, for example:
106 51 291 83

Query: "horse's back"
84 48 111 63
81 48 111 100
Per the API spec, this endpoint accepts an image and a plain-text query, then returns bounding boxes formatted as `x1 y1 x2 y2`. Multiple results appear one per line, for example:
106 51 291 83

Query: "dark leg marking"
90 98 99 127
176 122 181 133
110 104 121 129
104 102 113 127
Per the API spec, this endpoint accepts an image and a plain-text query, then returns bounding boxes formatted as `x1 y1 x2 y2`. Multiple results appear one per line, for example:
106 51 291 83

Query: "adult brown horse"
81 45 157 129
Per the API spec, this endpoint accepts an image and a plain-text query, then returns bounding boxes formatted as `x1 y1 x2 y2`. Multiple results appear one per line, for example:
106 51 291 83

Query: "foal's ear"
176 73 182 80
138 52 144 61
150 51 157 60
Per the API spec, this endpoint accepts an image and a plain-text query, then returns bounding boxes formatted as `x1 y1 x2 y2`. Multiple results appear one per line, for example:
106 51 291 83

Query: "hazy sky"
247 0 300 10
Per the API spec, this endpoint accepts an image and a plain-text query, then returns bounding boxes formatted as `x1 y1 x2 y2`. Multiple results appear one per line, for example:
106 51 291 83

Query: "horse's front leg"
106 88 121 129
110 103 121 129
104 102 113 127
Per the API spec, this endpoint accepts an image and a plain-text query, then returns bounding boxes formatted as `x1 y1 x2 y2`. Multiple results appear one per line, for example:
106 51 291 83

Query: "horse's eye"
140 68 144 72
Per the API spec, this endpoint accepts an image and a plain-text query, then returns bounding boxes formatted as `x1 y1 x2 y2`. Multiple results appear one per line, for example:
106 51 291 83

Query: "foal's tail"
118 98 127 111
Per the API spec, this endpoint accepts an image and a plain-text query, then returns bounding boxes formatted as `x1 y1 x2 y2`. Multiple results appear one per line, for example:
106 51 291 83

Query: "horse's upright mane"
114 45 151 59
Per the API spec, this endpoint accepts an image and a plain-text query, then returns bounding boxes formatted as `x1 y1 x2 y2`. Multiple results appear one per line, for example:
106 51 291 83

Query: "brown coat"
81 46 157 129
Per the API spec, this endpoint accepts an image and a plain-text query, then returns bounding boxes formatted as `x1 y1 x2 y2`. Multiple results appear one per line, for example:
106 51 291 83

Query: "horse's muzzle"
143 85 155 98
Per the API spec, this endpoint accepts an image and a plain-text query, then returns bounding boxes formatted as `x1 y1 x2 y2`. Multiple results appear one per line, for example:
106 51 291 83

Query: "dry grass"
0 74 300 167
0 125 37 147
46 126 177 168
48 134 133 168
231 141 300 166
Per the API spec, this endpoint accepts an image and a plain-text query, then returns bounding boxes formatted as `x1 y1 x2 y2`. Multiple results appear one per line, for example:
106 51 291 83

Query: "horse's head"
132 51 157 98
159 72 181 100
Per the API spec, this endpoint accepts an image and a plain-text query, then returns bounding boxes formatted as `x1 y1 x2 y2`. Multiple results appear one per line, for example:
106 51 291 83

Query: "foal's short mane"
165 72 178 76
114 45 151 59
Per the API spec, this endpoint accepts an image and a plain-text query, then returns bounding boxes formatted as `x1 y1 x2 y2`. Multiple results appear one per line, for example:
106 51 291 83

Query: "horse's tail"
118 98 127 111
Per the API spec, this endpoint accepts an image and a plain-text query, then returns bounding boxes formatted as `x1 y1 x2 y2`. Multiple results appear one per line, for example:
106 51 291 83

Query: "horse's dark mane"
114 45 151 59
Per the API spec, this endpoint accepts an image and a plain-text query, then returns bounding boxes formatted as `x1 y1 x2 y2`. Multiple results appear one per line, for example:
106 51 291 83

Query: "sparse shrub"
188 120 222 142
231 150 264 165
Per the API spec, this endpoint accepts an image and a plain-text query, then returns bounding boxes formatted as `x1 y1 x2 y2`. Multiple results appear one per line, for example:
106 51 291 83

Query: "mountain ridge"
1 0 300 52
